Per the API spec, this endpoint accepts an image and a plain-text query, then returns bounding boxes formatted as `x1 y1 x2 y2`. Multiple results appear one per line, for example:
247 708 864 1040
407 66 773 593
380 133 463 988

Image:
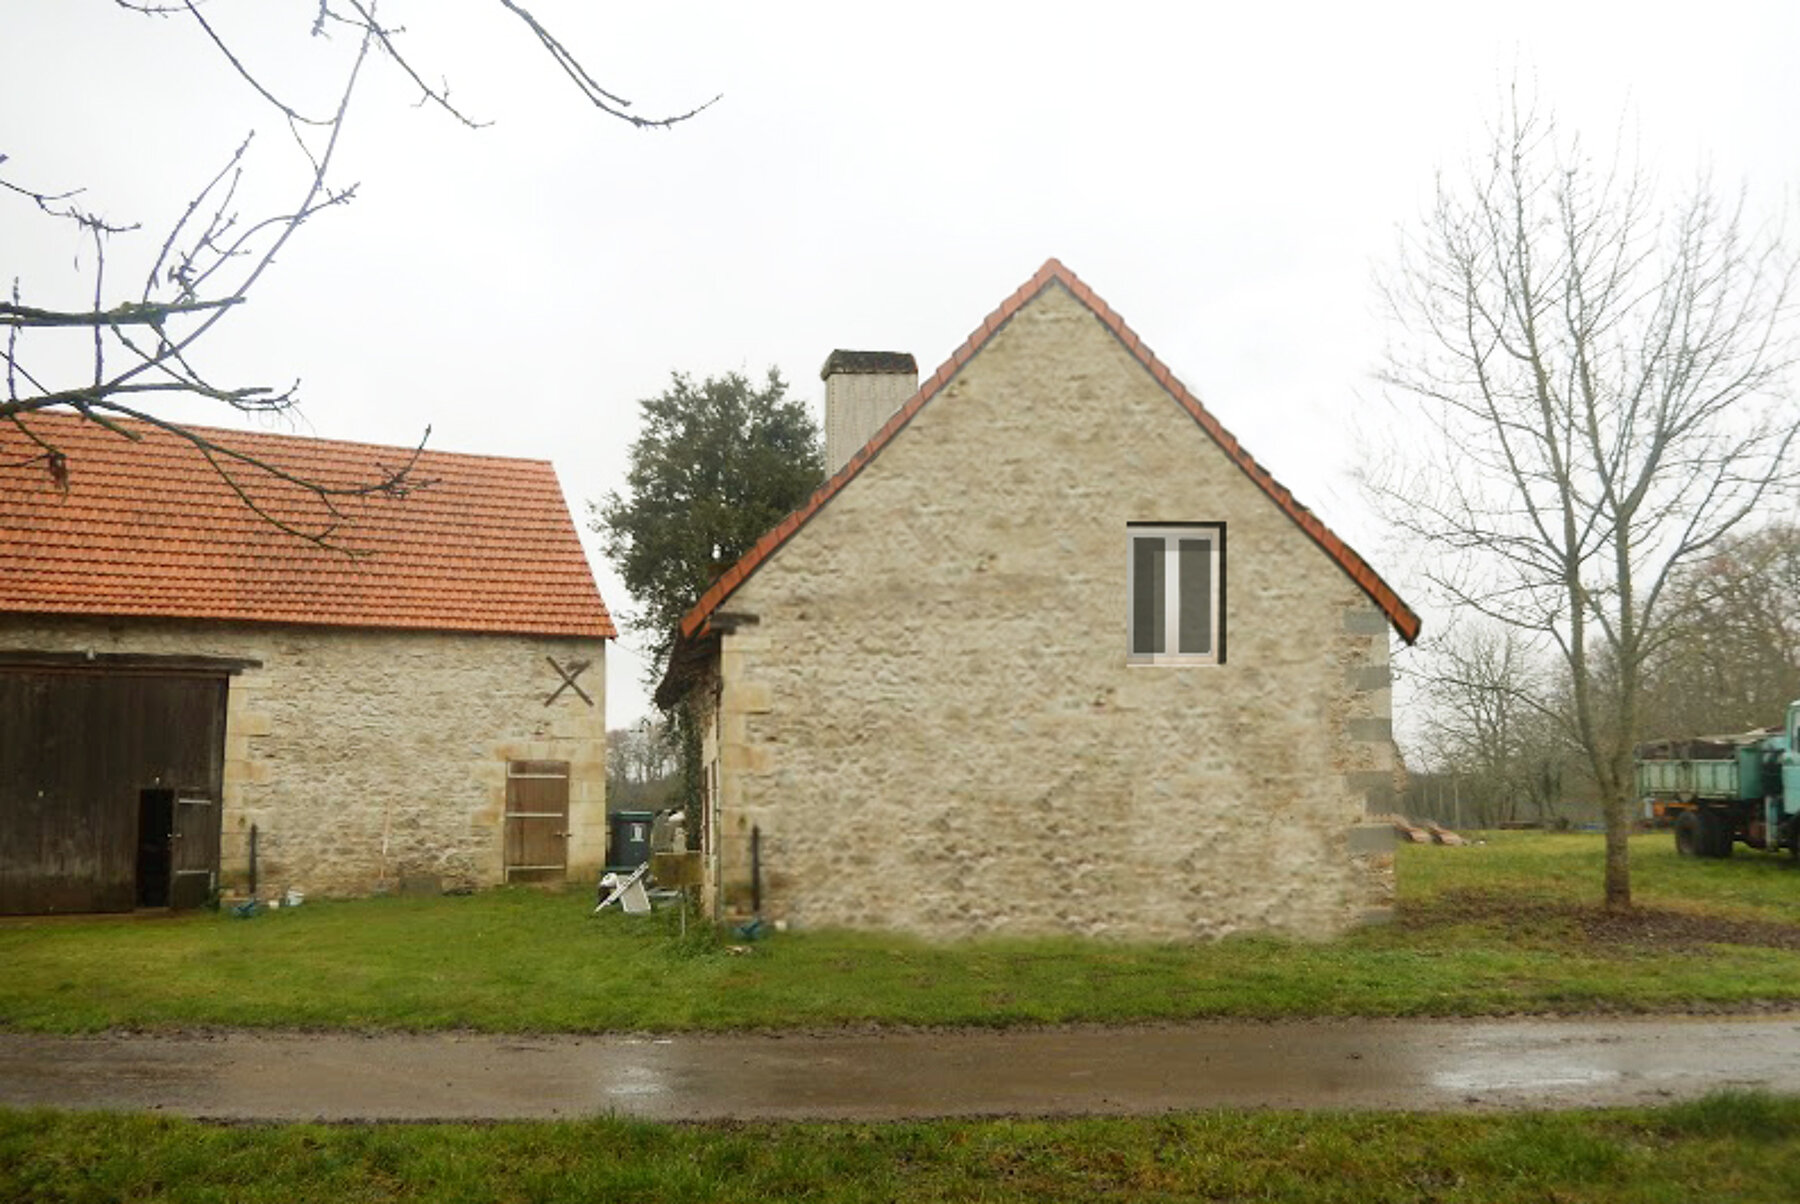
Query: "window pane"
1131 537 1164 655
1178 538 1212 654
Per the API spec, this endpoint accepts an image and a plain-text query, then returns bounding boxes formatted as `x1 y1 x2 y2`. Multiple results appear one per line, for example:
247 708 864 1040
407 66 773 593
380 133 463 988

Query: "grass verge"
1 833 1797 1033
4 1092 1799 1203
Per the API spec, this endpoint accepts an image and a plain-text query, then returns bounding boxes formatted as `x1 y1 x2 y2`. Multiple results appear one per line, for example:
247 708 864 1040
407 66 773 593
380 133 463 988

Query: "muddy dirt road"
4 1014 1799 1121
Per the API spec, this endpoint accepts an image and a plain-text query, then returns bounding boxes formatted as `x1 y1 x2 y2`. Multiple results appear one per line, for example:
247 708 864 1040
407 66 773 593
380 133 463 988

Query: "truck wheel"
1674 811 1702 857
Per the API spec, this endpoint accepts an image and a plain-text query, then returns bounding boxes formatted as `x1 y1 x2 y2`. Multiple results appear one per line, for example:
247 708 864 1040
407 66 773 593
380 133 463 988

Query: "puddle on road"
602 1063 671 1099
1432 1064 1620 1094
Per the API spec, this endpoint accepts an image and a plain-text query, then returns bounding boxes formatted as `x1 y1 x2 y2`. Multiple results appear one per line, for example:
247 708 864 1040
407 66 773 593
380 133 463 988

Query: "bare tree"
2 1 711 542
1369 93 1799 908
1416 621 1565 827
1639 522 1800 739
606 718 680 811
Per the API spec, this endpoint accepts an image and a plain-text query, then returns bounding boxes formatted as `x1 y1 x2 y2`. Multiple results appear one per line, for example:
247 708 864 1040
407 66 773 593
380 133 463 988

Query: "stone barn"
657 260 1420 941
0 413 613 914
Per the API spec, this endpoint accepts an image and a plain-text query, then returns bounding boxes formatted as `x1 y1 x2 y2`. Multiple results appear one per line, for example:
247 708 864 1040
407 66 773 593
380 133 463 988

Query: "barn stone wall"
0 617 606 899
700 282 1396 941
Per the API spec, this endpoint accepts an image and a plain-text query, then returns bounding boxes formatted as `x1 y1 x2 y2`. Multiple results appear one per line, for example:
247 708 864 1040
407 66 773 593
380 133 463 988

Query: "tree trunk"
1601 788 1632 910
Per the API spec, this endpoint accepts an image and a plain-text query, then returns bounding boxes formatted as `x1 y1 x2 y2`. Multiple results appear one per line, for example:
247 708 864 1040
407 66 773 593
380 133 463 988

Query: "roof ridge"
675 259 1418 646
0 408 560 471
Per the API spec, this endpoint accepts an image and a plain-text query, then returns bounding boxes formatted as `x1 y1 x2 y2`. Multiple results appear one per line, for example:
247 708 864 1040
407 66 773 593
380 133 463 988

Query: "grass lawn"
4 1092 1799 1203
1 832 1798 1033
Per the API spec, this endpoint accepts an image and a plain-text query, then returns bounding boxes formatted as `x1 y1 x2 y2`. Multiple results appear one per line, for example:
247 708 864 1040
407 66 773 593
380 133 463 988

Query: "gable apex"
673 259 1419 649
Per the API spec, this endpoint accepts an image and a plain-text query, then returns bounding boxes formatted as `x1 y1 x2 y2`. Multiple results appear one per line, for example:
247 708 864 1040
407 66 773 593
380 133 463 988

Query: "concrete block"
1341 608 1390 636
1343 664 1391 691
1366 634 1391 667
1360 783 1398 813
1347 823 1396 853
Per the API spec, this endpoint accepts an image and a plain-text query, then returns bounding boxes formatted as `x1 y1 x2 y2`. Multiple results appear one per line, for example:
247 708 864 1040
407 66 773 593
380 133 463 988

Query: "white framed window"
1127 524 1223 665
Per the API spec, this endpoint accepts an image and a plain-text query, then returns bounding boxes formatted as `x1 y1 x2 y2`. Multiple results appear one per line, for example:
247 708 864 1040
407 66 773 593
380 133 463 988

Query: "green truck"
1636 701 1800 859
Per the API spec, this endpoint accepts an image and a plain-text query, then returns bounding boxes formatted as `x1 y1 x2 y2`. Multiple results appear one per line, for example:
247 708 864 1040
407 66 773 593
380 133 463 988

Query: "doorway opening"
136 788 174 908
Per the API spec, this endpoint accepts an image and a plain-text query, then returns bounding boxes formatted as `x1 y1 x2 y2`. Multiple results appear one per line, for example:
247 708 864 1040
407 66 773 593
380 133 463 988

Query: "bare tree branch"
496 0 721 127
5 2 714 547
0 298 242 328
174 0 334 126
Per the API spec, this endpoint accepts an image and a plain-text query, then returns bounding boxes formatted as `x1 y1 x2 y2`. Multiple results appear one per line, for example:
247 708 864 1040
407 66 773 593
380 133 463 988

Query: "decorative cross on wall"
544 657 594 707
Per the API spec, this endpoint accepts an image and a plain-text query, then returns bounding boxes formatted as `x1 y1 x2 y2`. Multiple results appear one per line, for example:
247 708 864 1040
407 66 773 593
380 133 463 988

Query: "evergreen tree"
595 369 824 676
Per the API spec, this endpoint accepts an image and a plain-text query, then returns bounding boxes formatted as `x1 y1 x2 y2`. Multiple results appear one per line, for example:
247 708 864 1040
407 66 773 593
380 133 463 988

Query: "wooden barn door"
505 760 570 882
0 666 227 914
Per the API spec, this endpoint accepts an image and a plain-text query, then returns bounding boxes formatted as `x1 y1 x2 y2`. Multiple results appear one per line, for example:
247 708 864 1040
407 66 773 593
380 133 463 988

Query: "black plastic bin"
607 810 654 872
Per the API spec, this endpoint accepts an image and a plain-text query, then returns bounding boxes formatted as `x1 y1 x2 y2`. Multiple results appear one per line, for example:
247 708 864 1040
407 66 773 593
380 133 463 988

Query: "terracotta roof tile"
677 259 1420 645
0 411 615 639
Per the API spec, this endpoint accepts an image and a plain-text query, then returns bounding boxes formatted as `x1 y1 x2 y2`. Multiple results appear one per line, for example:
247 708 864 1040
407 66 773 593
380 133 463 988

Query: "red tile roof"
0 411 615 639
680 259 1420 645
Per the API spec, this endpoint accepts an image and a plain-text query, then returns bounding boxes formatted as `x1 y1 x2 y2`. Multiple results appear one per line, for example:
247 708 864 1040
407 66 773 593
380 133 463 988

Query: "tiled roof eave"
0 600 612 641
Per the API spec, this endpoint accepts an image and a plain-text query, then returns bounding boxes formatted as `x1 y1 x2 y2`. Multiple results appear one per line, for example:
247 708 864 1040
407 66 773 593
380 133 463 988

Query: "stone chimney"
821 350 918 474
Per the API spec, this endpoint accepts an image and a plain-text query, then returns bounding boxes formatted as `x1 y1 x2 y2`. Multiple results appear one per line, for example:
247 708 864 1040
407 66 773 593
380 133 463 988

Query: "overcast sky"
6 1 1798 728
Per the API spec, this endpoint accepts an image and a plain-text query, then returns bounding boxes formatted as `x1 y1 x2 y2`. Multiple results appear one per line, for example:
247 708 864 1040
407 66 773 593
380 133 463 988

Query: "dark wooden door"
505 761 569 882
0 668 227 914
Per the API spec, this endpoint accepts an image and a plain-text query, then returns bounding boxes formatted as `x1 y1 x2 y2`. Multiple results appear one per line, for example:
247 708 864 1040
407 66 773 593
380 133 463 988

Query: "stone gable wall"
702 283 1395 940
0 617 606 898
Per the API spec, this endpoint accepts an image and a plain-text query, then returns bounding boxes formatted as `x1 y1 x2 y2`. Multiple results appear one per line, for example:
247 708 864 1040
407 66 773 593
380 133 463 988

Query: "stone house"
657 259 1419 940
0 413 613 914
